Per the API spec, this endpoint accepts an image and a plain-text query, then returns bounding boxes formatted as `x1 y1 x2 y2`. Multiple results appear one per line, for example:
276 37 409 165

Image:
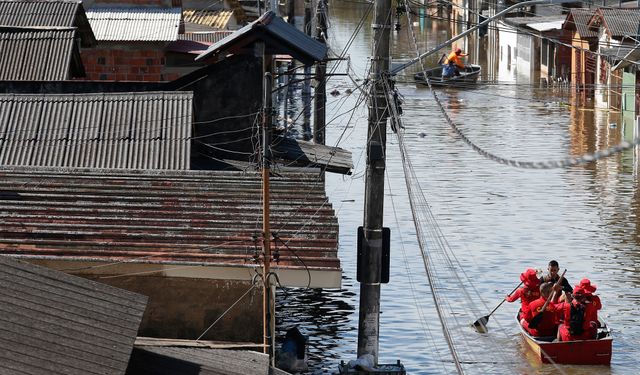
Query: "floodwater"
276 2 640 374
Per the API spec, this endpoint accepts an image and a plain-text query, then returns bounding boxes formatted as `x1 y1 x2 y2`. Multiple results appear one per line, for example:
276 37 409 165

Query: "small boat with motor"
516 313 612 365
414 64 481 88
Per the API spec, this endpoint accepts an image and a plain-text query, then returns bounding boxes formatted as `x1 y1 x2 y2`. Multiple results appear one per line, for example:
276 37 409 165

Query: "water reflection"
276 1 640 374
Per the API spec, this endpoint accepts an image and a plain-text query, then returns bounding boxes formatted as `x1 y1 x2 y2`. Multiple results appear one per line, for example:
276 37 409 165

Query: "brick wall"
81 48 181 82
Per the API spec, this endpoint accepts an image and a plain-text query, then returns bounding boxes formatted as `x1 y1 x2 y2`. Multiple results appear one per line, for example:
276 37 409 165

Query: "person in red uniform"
521 282 560 337
555 280 602 341
506 268 541 320
442 47 468 77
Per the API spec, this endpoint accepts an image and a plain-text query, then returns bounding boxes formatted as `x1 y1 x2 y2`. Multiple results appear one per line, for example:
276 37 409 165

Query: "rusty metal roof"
564 8 598 38
0 255 147 375
195 11 327 65
0 166 340 272
0 92 192 169
87 6 181 41
183 9 234 30
590 8 640 38
0 28 80 80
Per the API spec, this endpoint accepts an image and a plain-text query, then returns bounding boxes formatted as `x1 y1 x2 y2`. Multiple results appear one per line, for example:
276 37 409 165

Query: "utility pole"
357 0 391 363
314 0 327 148
260 39 275 365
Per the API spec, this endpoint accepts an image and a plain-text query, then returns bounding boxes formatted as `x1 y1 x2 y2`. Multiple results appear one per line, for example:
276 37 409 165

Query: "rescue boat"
516 313 612 365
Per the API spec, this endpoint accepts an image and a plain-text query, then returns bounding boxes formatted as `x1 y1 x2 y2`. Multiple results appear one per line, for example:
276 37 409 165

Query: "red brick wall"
81 48 180 82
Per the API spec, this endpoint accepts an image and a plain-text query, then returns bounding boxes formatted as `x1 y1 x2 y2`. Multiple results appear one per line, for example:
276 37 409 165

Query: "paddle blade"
472 316 489 333
528 311 544 329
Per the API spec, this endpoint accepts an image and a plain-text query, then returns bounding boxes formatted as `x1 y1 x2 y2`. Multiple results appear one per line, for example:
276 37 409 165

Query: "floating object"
517 313 612 365
330 89 340 96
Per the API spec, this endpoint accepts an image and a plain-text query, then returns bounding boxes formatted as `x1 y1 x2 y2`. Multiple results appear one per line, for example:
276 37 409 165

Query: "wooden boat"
516 313 612 365
414 64 481 87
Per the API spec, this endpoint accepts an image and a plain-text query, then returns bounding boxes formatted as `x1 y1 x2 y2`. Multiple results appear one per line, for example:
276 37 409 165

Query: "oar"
472 281 524 333
528 269 566 329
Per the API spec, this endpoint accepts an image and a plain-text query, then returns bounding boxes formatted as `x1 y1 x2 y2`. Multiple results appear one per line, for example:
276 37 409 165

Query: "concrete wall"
81 274 264 342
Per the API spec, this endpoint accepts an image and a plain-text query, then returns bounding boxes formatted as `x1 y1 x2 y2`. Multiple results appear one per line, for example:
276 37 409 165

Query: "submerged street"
277 2 640 374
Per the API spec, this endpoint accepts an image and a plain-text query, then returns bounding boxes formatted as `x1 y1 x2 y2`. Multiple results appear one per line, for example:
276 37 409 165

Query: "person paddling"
540 260 572 302
506 268 541 320
442 47 467 78
520 282 561 337
555 279 602 341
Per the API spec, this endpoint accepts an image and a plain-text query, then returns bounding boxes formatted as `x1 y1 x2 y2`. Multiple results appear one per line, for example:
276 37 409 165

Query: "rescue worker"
506 268 541 320
555 281 601 341
520 282 561 337
442 47 467 78
579 278 601 327
539 260 572 302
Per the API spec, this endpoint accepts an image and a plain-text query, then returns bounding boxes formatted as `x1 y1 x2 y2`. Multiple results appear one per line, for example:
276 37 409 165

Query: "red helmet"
455 47 462 54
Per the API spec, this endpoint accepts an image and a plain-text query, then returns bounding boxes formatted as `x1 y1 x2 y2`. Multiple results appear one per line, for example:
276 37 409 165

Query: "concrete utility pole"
259 39 276 365
357 0 391 363
314 0 327 148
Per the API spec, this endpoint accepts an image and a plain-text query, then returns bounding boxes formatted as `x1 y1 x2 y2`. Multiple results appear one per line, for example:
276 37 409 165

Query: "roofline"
21 257 343 288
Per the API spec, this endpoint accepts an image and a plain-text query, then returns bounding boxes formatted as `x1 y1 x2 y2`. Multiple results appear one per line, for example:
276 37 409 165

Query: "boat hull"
517 314 612 365
414 64 481 87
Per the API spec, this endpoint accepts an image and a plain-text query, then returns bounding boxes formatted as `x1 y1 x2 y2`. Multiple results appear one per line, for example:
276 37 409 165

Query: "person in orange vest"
506 268 541 320
442 47 468 77
555 280 602 341
520 282 561 337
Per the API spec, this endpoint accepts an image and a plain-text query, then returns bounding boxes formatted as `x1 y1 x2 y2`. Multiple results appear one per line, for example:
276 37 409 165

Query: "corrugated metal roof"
183 9 234 30
178 31 233 43
526 20 564 32
0 0 79 26
166 39 211 54
593 8 640 38
86 6 181 41
0 255 147 375
195 11 327 65
0 92 192 169
0 166 339 270
127 346 270 375
601 45 640 70
564 8 598 38
0 29 76 80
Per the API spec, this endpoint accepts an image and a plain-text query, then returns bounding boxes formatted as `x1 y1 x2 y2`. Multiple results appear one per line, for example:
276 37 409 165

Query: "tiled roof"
87 6 181 41
564 8 598 38
183 9 234 30
592 8 640 38
196 11 327 65
0 92 192 169
0 166 340 271
0 0 79 27
0 29 79 80
0 255 147 375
